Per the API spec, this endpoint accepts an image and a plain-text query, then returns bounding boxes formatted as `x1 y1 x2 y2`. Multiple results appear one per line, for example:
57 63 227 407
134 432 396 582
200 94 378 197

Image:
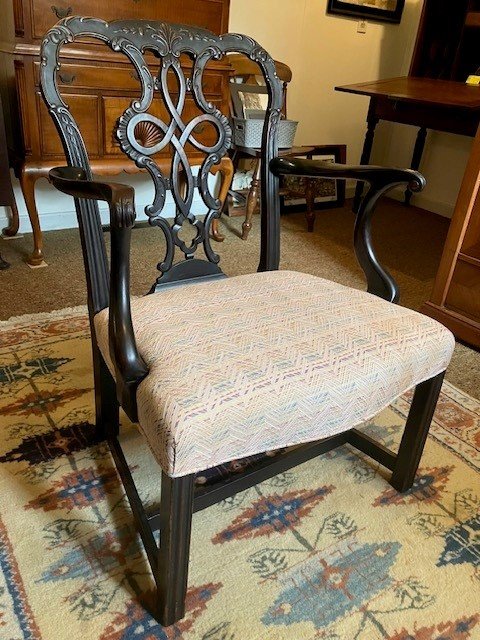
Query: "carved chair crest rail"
41 16 453 627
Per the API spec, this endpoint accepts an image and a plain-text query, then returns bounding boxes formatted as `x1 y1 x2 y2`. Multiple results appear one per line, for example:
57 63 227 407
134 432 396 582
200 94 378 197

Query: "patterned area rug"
0 307 479 640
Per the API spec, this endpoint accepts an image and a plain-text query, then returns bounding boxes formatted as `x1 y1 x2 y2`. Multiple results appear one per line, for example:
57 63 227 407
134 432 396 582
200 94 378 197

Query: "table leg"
19 164 45 266
305 178 316 232
405 126 427 205
210 157 234 242
353 99 379 213
2 189 20 238
242 158 261 241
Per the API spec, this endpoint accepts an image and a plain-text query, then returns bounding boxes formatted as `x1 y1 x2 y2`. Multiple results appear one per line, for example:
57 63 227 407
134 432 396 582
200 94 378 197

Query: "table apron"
374 98 479 137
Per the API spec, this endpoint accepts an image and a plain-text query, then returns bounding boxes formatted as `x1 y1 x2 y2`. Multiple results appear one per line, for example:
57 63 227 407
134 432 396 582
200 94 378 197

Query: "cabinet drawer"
31 0 228 40
33 61 226 96
36 93 100 157
34 61 143 91
445 260 480 322
103 96 225 157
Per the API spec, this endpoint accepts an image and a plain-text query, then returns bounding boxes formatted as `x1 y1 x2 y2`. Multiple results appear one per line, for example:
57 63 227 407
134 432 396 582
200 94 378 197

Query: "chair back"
40 18 283 316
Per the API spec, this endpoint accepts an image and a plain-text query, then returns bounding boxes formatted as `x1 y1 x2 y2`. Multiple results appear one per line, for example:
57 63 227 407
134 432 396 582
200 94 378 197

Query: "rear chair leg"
390 372 445 492
156 473 195 627
93 344 119 440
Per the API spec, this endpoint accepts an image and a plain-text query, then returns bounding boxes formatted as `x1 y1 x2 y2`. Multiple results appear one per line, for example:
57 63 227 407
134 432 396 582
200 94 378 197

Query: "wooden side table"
233 144 346 239
335 77 480 211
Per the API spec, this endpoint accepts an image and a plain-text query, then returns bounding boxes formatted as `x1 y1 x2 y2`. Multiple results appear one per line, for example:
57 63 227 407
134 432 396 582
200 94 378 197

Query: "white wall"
1 0 470 233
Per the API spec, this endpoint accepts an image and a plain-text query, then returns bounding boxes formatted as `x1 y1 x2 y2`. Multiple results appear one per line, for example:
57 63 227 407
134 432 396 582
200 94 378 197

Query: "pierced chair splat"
41 16 454 627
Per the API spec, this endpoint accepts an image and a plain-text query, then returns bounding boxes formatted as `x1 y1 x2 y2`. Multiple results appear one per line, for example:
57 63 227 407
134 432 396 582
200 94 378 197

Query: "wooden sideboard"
0 92 19 269
0 0 231 264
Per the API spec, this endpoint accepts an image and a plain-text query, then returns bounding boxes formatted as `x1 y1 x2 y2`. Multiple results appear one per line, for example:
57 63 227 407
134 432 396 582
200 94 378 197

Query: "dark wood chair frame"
41 17 442 627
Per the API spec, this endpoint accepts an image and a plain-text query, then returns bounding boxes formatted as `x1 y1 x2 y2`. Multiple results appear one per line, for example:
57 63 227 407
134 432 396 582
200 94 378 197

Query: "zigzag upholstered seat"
94 270 454 477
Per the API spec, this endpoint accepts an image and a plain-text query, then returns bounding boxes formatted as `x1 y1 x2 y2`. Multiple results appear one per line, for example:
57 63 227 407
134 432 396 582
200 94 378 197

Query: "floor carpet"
0 307 479 639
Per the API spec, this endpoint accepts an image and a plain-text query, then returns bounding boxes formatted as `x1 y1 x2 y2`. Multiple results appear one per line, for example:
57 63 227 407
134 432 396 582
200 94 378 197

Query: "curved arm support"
270 157 426 302
49 167 148 417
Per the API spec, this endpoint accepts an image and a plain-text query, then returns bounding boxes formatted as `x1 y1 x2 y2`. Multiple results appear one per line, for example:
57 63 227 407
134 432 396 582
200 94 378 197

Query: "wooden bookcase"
410 0 480 81
422 125 480 348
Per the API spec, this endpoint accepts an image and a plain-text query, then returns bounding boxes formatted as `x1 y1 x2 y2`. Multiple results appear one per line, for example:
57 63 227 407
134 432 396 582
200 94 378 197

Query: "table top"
335 76 480 110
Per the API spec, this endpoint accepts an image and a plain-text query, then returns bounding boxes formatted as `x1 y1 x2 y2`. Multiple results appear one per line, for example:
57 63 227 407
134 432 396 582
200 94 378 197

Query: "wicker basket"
232 117 298 148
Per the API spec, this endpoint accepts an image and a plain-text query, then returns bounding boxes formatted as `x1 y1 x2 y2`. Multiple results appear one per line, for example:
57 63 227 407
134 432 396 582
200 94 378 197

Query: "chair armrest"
270 157 425 193
270 157 426 303
49 166 136 228
49 167 148 417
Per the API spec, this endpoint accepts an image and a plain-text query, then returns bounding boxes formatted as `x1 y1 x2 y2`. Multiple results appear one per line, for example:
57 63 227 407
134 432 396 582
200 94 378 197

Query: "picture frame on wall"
281 145 346 214
327 0 405 24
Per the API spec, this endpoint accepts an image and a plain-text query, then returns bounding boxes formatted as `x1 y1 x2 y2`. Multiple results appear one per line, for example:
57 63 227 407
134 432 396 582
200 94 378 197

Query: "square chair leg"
390 372 445 493
156 473 195 626
94 346 119 440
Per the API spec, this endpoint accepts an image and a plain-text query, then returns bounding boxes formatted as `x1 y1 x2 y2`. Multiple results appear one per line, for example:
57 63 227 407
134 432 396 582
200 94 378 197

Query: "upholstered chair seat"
94 270 454 478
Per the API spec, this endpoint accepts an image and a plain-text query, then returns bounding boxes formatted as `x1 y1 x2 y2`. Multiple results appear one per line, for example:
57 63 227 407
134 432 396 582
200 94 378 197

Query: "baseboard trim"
387 188 454 218
421 301 480 349
0 186 452 233
0 199 207 234
1 208 93 234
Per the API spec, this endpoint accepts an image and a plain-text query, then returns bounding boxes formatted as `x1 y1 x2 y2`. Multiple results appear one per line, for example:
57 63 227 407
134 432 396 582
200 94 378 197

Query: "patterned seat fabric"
94 271 454 477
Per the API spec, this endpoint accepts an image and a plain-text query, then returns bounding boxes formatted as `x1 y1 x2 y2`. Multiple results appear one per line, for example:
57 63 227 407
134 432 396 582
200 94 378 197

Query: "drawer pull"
51 5 73 19
58 72 76 85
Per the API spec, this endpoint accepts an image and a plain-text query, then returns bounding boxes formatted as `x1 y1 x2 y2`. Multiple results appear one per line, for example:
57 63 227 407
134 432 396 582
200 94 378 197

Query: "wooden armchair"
41 17 454 627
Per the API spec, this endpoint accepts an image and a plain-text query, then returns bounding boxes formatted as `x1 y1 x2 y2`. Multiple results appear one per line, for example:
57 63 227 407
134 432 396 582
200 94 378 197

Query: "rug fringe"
0 305 87 327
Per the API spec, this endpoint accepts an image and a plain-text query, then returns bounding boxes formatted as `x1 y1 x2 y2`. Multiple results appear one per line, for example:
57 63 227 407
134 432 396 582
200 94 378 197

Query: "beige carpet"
0 200 478 397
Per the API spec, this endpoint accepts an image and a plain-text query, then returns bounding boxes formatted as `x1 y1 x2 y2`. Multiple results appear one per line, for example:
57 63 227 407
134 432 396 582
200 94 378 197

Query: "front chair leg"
156 473 195 627
210 157 234 242
390 371 445 492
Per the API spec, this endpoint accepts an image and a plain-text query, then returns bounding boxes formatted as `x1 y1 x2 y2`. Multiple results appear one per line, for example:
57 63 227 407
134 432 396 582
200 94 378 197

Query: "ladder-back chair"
40 17 454 627
227 53 346 237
